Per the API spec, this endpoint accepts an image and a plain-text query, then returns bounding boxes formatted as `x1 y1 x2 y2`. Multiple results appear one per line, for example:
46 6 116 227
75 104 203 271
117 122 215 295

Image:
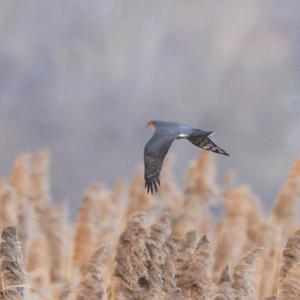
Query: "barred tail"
187 136 229 156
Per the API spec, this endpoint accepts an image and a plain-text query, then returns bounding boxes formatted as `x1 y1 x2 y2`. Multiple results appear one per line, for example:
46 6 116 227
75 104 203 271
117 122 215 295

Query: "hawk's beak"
146 122 155 130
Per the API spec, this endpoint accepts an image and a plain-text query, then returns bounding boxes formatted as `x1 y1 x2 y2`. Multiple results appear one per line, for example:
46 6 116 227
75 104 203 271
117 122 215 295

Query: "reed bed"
0 150 299 299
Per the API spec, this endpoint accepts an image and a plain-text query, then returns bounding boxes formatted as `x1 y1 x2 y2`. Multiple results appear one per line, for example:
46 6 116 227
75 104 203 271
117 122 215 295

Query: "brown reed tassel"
16 200 36 263
75 245 110 300
222 171 235 191
26 232 50 288
73 189 99 270
110 211 150 300
272 158 300 236
57 283 73 300
109 179 129 247
169 230 198 276
214 186 250 278
87 185 116 246
31 151 50 205
213 265 234 300
174 151 218 236
255 221 282 300
0 181 19 228
145 213 177 297
286 157 300 192
42 203 68 283
0 227 25 300
177 235 214 299
279 230 300 282
232 247 264 300
10 154 31 198
184 150 219 206
277 261 300 300
243 191 263 252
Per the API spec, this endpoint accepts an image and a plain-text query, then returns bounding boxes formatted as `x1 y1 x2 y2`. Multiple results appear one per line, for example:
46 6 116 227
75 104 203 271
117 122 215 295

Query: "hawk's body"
144 120 229 194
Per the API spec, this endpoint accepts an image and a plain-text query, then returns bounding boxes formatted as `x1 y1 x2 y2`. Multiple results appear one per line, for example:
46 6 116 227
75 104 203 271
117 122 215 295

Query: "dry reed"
0 226 25 300
0 151 298 299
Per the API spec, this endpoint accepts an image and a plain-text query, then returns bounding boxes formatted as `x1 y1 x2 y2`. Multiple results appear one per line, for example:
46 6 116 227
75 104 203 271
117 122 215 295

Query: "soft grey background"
0 0 300 209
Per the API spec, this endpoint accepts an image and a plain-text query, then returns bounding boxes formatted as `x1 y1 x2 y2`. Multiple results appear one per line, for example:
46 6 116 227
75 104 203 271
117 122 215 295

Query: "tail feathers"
187 135 229 156
192 129 214 136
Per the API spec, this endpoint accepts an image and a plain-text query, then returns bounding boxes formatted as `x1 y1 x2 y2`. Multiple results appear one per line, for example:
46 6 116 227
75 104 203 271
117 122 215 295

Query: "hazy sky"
0 0 300 209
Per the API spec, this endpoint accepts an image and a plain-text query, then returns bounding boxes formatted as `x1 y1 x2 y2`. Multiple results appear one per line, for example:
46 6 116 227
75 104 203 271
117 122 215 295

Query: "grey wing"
187 135 229 156
144 133 176 194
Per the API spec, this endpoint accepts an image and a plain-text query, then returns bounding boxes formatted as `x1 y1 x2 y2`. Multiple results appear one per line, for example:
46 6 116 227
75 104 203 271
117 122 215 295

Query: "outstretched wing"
144 133 176 194
187 135 229 156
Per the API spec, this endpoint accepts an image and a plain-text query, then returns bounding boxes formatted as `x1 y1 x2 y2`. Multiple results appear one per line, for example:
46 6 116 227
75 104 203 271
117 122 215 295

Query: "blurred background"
0 0 299 209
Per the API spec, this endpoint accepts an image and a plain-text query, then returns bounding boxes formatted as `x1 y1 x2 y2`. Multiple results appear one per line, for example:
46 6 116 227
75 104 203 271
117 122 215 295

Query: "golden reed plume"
0 151 297 299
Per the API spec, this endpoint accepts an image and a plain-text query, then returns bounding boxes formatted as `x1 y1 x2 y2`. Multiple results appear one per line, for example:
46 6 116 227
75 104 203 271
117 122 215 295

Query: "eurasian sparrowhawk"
144 120 229 194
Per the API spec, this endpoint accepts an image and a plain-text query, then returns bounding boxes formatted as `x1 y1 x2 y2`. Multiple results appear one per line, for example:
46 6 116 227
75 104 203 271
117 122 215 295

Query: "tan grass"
0 226 25 300
0 151 298 299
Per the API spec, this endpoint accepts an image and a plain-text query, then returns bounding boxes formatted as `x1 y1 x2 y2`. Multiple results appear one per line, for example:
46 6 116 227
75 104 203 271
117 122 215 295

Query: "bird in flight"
144 120 229 194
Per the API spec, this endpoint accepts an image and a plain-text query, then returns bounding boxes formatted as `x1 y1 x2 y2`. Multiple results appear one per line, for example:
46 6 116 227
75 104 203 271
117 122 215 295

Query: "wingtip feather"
223 151 230 156
145 179 160 194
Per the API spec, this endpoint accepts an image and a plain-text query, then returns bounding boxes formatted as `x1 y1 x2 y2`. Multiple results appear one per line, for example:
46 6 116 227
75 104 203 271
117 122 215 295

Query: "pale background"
0 0 300 209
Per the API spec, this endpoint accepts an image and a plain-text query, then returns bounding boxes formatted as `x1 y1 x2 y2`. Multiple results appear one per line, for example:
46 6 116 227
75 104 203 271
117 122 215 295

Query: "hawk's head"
146 121 156 130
